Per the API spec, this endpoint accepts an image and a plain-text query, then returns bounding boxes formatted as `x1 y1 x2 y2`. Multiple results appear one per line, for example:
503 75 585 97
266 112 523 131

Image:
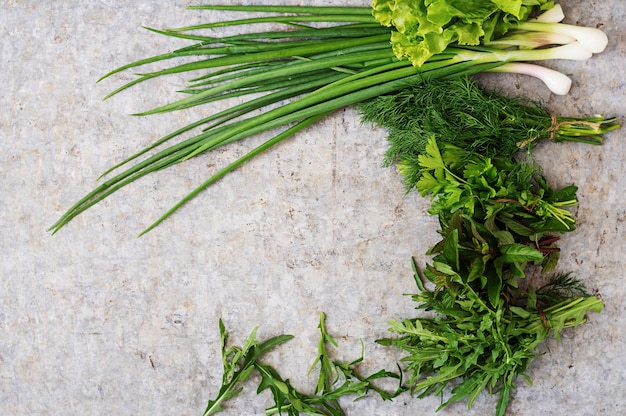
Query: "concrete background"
1 1 624 415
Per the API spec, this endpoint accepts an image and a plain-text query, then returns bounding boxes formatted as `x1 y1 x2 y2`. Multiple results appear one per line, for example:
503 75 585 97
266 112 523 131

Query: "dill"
357 76 618 190
535 272 590 306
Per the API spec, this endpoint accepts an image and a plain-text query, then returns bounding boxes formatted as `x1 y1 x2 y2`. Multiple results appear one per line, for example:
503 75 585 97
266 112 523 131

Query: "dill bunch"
358 76 618 189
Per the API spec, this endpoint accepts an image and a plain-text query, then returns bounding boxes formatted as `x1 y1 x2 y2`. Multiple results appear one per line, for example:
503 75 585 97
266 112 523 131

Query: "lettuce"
371 0 554 66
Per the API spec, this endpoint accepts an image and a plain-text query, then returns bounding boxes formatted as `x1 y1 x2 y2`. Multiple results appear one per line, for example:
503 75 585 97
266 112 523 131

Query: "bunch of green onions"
49 4 610 235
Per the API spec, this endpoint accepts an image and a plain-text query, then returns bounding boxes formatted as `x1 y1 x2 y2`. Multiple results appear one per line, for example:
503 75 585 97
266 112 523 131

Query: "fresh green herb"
358 76 619 188
372 130 605 415
378 259 603 416
203 313 400 415
396 136 588 311
533 271 591 307
49 3 610 235
414 136 579 232
202 320 293 415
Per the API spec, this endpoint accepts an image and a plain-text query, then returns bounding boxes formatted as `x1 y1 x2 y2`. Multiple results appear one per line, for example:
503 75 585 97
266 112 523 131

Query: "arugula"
202 321 293 415
202 314 401 415
371 0 554 66
378 259 603 416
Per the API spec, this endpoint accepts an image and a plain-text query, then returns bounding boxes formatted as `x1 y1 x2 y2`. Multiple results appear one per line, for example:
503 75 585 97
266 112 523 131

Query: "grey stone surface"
1 1 624 415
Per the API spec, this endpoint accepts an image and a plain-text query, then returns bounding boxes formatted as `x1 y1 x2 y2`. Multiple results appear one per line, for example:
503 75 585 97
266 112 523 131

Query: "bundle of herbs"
377 262 603 416
373 138 604 415
358 76 618 190
48 2 615 415
202 313 401 416
49 1 612 235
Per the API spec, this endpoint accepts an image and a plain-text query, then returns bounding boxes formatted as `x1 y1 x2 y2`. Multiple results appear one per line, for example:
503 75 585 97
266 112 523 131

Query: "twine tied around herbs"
517 114 603 149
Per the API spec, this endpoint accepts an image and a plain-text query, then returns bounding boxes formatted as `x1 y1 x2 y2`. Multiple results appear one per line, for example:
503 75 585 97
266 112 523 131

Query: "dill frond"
536 272 590 307
356 75 612 190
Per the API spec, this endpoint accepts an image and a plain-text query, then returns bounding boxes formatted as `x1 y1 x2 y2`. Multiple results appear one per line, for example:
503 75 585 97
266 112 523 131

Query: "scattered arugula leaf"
203 314 401 415
202 320 293 416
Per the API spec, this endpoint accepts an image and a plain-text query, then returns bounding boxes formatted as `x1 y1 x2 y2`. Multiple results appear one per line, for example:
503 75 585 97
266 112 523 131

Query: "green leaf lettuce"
371 0 554 66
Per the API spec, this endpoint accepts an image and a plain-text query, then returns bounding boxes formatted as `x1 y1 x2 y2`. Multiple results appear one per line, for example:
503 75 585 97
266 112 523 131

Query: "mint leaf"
499 243 544 263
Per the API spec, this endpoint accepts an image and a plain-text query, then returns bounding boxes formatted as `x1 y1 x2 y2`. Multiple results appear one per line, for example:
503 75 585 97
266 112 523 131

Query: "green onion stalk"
49 4 611 235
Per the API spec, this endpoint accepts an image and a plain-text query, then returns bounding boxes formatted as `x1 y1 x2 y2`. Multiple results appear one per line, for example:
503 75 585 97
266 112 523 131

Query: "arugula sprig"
202 320 293 415
203 314 401 415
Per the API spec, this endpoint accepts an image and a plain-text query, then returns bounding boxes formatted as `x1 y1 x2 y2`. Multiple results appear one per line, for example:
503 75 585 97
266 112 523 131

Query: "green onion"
50 4 609 235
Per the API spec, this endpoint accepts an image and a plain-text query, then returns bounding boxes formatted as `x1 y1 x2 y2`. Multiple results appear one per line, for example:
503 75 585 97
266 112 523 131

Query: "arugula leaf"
203 321 293 416
203 315 401 415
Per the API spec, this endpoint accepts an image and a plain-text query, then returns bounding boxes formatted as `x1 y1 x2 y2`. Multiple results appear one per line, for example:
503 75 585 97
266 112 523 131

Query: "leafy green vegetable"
403 136 589 311
373 127 606 414
372 0 555 66
49 4 612 235
203 314 400 415
416 137 579 232
203 320 293 415
378 259 603 416
358 76 619 189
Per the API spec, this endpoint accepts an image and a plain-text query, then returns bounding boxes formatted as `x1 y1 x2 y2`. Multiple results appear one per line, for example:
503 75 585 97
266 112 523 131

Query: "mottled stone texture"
1 1 624 415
